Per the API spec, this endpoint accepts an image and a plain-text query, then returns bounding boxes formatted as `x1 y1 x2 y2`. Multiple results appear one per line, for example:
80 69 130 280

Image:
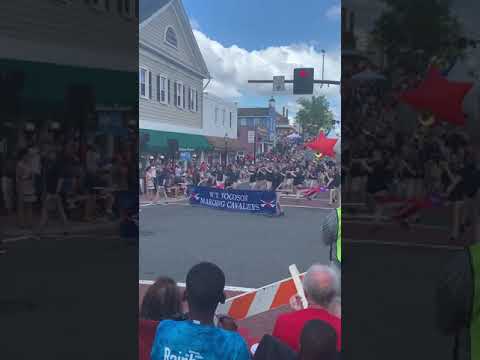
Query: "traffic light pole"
248 80 340 85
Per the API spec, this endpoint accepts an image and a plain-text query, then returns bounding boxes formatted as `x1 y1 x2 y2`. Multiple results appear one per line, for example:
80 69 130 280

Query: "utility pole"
253 121 257 164
321 50 326 88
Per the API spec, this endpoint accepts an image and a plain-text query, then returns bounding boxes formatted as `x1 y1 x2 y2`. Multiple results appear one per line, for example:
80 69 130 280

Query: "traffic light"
293 68 314 94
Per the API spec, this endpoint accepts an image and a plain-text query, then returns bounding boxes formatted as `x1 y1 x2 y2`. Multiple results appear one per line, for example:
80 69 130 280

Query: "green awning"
140 129 212 152
0 58 136 110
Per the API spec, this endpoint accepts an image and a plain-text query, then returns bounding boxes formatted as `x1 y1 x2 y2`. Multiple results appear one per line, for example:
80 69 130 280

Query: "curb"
2 221 119 242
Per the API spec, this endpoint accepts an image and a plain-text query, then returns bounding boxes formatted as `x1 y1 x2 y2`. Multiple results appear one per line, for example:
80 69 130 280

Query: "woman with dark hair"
140 277 182 321
139 277 183 360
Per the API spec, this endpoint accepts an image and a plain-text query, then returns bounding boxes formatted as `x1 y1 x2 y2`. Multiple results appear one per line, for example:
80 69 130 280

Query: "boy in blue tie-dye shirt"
151 262 251 360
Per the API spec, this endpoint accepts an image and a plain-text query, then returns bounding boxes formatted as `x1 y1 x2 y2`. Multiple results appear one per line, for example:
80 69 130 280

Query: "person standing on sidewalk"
16 148 36 228
1 157 15 216
84 145 99 221
39 150 68 230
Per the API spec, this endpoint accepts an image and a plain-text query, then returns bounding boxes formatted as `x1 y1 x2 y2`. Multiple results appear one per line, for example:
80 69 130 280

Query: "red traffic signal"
293 68 314 94
299 69 309 78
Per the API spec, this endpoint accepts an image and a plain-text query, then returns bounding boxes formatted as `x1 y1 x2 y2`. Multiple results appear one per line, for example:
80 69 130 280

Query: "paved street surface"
344 241 459 360
1 214 120 243
139 200 336 341
344 201 474 248
1 232 138 359
343 199 472 360
139 203 335 288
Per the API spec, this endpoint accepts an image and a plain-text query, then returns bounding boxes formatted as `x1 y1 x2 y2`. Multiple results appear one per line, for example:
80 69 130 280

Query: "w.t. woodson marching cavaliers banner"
189 186 277 215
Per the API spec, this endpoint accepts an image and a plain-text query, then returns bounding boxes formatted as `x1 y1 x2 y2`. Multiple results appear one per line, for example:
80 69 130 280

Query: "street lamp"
268 97 276 151
253 122 257 165
321 49 326 87
224 132 228 166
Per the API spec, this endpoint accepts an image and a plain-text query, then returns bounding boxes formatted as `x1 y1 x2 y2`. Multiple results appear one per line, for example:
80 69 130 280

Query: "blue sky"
183 0 340 52
182 0 341 129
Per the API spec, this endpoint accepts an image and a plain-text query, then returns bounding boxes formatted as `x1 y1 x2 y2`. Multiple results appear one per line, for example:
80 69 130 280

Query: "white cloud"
193 30 341 119
190 18 201 31
325 4 341 20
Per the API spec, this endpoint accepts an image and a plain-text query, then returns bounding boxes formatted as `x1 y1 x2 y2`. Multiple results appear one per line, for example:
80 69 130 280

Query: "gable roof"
140 0 210 79
238 108 270 117
140 0 172 23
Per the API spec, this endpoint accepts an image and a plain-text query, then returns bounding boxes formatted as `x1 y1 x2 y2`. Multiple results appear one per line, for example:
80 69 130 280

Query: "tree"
372 0 475 74
295 95 335 137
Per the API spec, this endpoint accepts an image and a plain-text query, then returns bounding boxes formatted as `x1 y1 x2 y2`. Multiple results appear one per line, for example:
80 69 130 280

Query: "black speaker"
167 139 179 154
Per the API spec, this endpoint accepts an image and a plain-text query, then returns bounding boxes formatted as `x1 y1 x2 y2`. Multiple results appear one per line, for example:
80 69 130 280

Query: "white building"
202 93 238 139
139 0 212 158
0 0 137 72
201 92 241 164
0 0 138 158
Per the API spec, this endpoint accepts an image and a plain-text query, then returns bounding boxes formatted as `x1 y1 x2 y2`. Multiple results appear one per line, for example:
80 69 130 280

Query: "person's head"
47 150 57 162
299 320 338 360
17 148 29 162
303 264 340 308
140 277 182 321
185 262 226 315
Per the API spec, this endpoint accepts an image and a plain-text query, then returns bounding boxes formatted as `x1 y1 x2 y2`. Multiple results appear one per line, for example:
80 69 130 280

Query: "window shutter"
188 87 192 110
168 79 171 104
195 91 198 112
183 86 185 108
148 71 152 99
156 76 160 101
174 81 177 106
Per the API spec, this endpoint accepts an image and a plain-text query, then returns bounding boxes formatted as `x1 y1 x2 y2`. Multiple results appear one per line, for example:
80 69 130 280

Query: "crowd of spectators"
140 133 340 204
343 62 480 241
139 262 341 360
0 121 138 234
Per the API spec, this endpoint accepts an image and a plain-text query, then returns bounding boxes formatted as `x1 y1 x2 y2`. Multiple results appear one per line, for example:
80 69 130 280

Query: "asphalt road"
343 241 460 360
1 233 138 359
139 203 336 288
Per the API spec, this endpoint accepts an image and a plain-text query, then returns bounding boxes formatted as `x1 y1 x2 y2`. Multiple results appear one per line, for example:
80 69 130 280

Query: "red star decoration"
305 132 337 158
399 66 473 126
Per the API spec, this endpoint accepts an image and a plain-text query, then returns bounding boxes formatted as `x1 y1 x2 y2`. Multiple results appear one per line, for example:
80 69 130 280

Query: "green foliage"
372 0 472 72
295 95 335 137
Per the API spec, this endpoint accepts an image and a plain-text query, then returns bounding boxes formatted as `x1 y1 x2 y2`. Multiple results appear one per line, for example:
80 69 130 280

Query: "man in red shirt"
272 264 341 352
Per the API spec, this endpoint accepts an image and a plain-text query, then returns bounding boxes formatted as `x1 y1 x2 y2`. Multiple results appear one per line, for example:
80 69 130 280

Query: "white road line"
139 280 255 293
3 235 36 243
140 199 188 208
143 203 331 210
344 238 462 250
159 203 189 207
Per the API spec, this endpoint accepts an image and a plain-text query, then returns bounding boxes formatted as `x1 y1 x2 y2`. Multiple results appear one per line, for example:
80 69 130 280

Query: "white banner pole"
289 264 308 309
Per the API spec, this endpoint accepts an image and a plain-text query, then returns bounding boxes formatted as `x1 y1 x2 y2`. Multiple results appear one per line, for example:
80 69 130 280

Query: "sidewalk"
0 214 119 241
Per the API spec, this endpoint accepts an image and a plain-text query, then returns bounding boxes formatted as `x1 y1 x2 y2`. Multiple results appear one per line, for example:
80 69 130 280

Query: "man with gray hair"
272 263 341 353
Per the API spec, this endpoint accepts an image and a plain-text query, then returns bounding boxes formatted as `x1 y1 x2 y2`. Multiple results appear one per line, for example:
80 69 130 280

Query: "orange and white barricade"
216 266 306 321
